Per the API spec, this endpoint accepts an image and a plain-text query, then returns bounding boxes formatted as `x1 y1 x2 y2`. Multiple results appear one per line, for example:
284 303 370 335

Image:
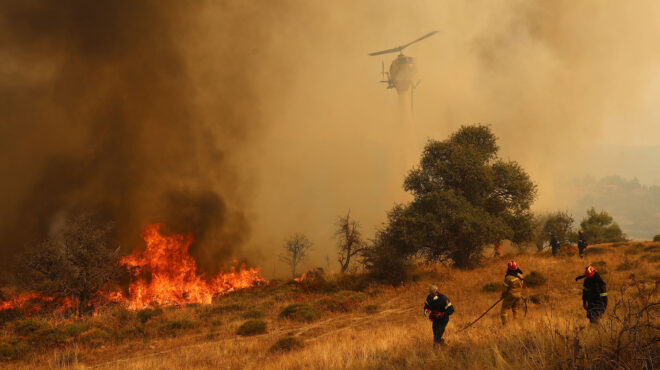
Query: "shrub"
0 337 31 361
79 328 110 346
525 271 547 287
0 308 23 325
14 319 47 336
207 303 243 315
617 258 639 271
482 282 500 292
641 254 660 263
591 261 608 275
625 244 644 255
528 294 548 304
137 307 163 323
163 320 197 332
236 320 267 336
584 247 609 256
279 304 321 322
653 234 660 242
316 291 367 312
269 336 304 353
242 310 265 319
365 305 379 314
643 244 660 253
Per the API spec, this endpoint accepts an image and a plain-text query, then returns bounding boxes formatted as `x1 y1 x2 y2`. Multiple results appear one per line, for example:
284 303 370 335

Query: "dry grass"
2 241 659 369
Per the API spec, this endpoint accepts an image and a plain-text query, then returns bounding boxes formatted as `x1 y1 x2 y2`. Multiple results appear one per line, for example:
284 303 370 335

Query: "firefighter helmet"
508 260 518 271
585 266 596 278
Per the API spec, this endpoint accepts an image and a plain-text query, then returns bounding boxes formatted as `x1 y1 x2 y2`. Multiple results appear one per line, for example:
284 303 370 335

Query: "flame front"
118 223 266 310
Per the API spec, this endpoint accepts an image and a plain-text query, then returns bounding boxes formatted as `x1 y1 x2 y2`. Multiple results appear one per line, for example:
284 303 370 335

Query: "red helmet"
585 266 596 278
508 260 518 271
579 229 584 234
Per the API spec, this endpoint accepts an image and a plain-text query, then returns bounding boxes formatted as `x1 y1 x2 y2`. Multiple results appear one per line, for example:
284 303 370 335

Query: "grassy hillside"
2 241 659 369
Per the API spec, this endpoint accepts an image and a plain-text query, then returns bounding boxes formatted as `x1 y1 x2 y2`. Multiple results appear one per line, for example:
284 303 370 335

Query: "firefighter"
494 242 502 257
424 285 454 345
550 233 560 256
577 230 588 258
575 266 607 323
501 260 524 325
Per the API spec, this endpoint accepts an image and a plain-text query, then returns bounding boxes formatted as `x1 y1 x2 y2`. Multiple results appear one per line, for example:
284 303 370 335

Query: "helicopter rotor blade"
368 46 404 56
368 30 439 56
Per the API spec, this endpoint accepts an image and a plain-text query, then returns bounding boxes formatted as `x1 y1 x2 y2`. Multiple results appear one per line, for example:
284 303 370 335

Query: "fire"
117 223 266 310
0 223 266 314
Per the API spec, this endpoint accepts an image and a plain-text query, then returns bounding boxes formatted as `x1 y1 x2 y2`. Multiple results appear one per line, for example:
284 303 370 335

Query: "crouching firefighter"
424 285 454 345
575 266 607 323
501 260 524 325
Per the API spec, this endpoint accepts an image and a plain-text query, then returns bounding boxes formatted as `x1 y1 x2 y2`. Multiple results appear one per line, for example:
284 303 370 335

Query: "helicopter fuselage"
389 54 417 93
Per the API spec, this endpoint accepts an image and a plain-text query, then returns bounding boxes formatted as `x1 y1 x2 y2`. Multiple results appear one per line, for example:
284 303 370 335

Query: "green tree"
542 211 576 245
19 215 123 316
366 125 536 276
579 207 626 244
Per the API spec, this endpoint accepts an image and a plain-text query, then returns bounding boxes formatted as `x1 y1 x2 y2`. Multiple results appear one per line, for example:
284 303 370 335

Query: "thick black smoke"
0 1 268 272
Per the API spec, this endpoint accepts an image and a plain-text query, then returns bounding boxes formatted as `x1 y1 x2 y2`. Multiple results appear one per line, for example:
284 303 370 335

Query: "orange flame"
0 223 266 314
118 223 266 310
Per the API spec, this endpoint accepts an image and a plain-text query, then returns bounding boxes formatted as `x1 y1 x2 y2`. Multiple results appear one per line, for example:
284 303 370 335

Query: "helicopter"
368 31 438 100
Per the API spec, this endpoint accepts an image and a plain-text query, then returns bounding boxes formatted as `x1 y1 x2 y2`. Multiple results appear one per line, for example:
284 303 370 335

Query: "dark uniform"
578 233 588 258
550 234 560 256
580 269 607 323
424 292 454 344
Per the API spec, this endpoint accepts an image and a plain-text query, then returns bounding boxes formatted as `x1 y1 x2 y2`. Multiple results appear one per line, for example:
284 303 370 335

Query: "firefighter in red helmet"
500 260 524 325
576 265 607 323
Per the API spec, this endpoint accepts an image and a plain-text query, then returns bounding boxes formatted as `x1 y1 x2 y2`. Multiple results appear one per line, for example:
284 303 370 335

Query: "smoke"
0 1 281 272
3 1 660 276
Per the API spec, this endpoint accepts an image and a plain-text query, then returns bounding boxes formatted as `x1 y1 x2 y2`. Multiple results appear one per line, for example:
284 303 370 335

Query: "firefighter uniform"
550 234 560 256
501 268 524 325
578 232 587 258
424 289 454 345
581 267 607 323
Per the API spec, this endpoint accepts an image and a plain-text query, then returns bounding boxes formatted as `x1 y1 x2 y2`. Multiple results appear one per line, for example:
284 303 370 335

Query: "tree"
334 210 367 274
19 215 123 315
279 233 313 278
542 211 576 245
580 207 626 244
366 125 537 273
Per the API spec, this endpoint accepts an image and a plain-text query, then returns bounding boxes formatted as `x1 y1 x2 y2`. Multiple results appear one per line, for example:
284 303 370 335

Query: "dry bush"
525 271 548 287
236 320 267 336
269 336 304 353
279 304 321 322
482 282 500 292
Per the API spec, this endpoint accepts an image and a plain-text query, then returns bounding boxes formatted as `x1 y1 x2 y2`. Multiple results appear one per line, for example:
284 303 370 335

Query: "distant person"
494 242 502 257
575 266 607 324
424 285 454 346
550 233 560 256
577 229 588 258
501 260 524 325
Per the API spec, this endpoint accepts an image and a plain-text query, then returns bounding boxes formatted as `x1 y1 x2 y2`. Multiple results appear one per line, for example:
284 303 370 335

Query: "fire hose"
459 297 503 332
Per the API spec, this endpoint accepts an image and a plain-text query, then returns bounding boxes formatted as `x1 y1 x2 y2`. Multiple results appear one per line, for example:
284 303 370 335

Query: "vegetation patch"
137 307 163 323
51 349 82 367
13 319 48 336
617 258 639 271
625 244 645 255
653 235 660 242
279 303 321 322
584 247 609 256
78 328 110 346
641 254 660 263
242 310 265 319
161 319 198 333
365 304 380 314
591 261 608 275
236 320 267 336
528 294 548 304
525 271 547 287
482 282 500 292
643 244 660 253
269 336 304 353
0 308 23 325
315 290 367 312
0 337 31 361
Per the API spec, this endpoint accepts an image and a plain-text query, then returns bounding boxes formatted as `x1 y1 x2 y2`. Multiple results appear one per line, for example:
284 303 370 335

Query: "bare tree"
335 210 367 274
279 233 313 278
19 214 123 315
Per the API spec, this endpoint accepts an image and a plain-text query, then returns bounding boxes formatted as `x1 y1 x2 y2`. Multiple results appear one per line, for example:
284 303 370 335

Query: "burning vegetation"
2 220 265 316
